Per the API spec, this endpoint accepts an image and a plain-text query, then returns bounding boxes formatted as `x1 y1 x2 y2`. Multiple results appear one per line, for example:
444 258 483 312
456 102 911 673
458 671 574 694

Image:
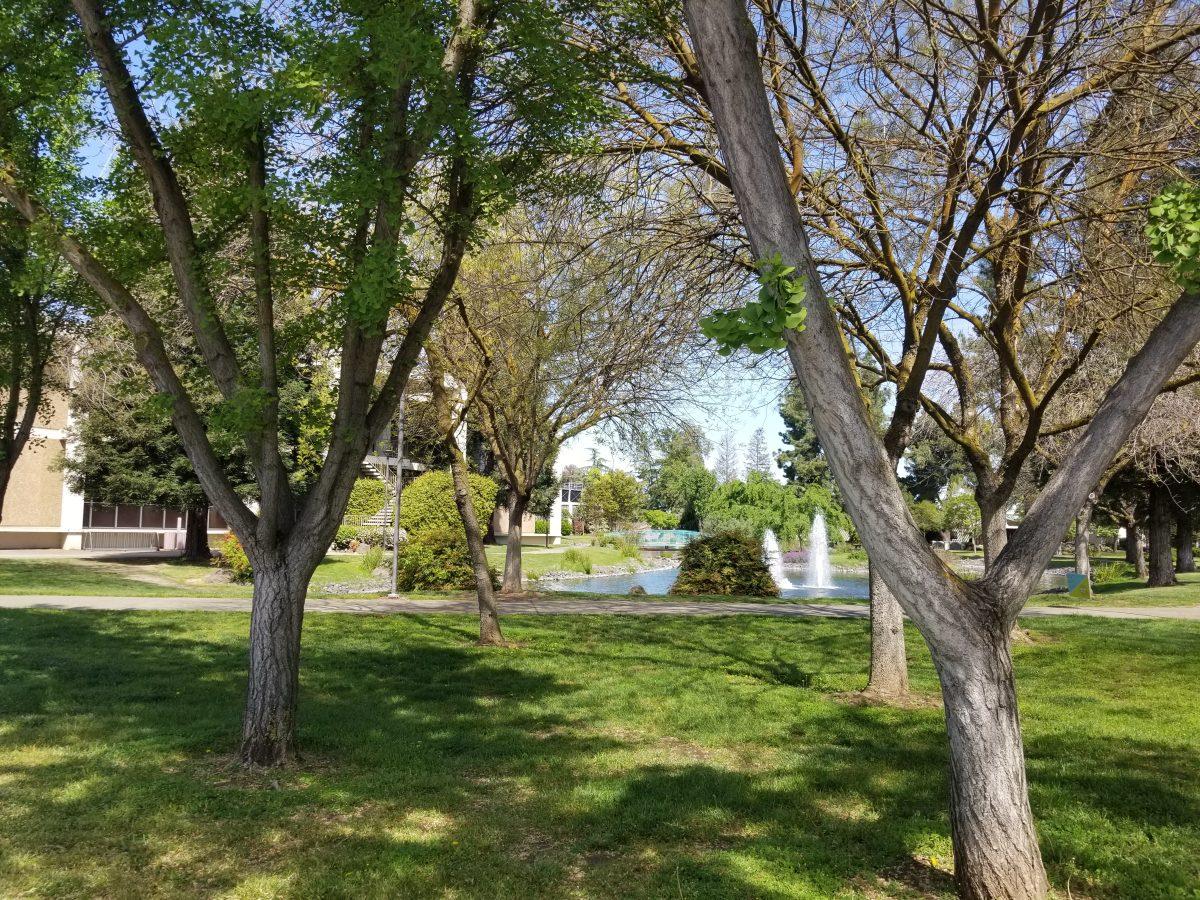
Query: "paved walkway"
0 594 1198 620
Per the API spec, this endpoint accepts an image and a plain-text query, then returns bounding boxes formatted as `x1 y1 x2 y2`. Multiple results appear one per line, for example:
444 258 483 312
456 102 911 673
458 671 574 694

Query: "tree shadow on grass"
0 610 1197 898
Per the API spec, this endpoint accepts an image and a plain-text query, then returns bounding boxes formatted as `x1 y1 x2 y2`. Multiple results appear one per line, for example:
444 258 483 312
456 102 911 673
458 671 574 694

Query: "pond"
545 566 870 599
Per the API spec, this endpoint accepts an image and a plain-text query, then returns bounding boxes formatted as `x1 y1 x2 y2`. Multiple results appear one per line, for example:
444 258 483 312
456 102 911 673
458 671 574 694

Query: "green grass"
0 556 369 599
483 543 637 579
0 610 1197 898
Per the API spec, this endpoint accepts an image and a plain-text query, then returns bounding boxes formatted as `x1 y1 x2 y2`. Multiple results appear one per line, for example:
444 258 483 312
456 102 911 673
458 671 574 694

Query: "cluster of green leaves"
398 470 499 537
697 474 852 547
213 534 252 582
701 254 808 355
578 469 643 532
344 478 390 521
639 427 715 531
395 526 497 591
1146 182 1200 293
643 509 681 529
670 531 777 597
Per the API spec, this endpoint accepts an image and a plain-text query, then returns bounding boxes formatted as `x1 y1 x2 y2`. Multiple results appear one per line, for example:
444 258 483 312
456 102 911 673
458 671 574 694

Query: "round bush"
395 526 499 591
670 531 777 597
399 470 500 536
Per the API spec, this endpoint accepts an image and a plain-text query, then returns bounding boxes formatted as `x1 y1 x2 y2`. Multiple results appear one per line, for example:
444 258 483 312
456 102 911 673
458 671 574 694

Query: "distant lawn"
1029 570 1200 608
0 610 1196 898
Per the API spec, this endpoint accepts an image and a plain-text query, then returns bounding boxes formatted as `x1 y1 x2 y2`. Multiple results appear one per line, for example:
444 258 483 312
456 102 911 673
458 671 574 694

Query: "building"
0 393 228 550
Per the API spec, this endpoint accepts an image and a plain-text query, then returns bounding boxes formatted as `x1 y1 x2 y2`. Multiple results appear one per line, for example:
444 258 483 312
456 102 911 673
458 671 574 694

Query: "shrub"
399 470 500 537
332 525 358 550
643 509 681 529
561 547 592 574
355 527 392 549
614 537 641 558
213 534 253 582
534 517 549 534
360 544 385 575
671 531 778 597
395 526 498 591
561 518 573 536
345 478 390 521
1092 562 1134 585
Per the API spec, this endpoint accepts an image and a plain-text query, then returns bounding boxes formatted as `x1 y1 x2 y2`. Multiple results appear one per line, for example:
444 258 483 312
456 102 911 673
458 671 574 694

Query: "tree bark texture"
1073 502 1092 579
1147 483 1176 587
980 497 1008 571
240 552 307 766
183 504 210 561
866 563 909 698
502 493 527 593
447 436 504 644
936 628 1049 900
1176 509 1195 573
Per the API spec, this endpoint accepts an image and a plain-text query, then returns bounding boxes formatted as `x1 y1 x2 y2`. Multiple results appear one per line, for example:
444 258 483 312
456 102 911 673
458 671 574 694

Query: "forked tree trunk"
240 550 307 766
1147 483 1176 587
447 442 504 645
935 624 1048 900
1073 501 1092 579
865 564 908 698
1176 509 1195 574
183 504 211 561
501 493 528 594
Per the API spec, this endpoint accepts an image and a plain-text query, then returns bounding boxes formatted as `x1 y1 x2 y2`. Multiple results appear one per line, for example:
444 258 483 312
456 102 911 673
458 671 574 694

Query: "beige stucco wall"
1 438 65 528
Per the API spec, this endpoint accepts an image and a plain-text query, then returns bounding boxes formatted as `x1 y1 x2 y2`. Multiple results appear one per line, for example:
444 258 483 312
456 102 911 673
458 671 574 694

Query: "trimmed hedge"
670 531 778 597
399 471 500 536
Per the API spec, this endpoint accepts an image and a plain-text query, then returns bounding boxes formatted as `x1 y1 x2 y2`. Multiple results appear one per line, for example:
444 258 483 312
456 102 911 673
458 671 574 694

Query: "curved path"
0 594 1197 620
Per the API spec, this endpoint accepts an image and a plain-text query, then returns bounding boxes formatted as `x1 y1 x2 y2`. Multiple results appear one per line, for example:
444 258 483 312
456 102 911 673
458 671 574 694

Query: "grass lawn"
0 610 1197 898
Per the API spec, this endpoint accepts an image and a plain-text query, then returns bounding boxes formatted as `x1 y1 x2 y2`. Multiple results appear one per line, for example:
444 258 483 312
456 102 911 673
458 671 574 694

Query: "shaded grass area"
0 611 1197 898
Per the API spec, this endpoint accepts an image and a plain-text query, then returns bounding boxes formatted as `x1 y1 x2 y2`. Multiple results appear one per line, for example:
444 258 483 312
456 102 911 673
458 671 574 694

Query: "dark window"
89 503 117 528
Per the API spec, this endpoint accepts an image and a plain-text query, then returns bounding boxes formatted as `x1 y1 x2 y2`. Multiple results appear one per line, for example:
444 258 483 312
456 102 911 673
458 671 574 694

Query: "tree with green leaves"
777 384 829 488
639 426 716 530
579 468 642 532
1 0 607 766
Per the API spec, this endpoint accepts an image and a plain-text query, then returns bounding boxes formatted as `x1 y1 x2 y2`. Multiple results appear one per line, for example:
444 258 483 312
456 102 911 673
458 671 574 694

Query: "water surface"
546 566 870 599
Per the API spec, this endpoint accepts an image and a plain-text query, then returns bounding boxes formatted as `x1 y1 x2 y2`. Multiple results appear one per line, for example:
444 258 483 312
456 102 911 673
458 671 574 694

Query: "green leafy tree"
900 424 973 503
0 0 609 765
579 469 642 532
640 426 716 530
699 471 808 543
777 385 829 488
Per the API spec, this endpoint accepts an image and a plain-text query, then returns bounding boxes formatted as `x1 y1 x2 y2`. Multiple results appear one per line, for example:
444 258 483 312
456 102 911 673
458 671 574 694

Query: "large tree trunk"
183 504 211 561
240 550 307 766
865 563 908 698
448 445 504 645
1147 483 1176 587
936 626 1048 900
1073 501 1092 579
1176 509 1195 574
501 493 527 594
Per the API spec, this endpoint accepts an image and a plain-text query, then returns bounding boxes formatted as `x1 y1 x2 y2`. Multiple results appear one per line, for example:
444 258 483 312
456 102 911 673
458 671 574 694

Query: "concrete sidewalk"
0 594 1198 620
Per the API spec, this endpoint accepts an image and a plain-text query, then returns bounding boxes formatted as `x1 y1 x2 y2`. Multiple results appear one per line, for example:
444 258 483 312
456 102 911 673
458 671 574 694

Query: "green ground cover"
0 610 1195 898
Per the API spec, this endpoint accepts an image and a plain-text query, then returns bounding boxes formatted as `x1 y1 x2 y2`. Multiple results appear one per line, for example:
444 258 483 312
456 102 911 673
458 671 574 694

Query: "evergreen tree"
743 427 774 477
777 384 830 487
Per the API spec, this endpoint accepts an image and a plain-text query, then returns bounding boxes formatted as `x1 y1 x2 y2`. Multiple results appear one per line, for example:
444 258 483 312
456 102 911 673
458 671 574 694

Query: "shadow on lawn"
0 610 1196 898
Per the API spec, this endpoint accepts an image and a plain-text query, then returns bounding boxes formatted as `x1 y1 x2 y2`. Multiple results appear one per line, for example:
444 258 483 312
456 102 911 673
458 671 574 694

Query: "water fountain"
762 529 795 591
805 512 833 589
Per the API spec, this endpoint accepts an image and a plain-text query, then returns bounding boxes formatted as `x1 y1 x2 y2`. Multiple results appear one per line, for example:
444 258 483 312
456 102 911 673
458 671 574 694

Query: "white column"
549 492 563 546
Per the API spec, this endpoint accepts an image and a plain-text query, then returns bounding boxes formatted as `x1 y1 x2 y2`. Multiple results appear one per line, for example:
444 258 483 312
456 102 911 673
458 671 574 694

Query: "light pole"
388 390 406 597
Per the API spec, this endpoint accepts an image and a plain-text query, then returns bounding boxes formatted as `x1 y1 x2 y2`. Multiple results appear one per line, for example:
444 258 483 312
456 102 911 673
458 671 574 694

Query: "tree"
435 191 718 591
1 0 606 765
713 432 740 484
901 421 973 504
579 469 642 532
742 427 773 478
598 0 1200 706
699 471 806 542
640 426 716 530
777 385 829 488
681 3 1200 894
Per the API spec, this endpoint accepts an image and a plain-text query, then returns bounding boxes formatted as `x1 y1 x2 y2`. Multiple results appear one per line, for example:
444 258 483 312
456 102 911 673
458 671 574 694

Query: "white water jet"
805 512 833 589
763 529 795 591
